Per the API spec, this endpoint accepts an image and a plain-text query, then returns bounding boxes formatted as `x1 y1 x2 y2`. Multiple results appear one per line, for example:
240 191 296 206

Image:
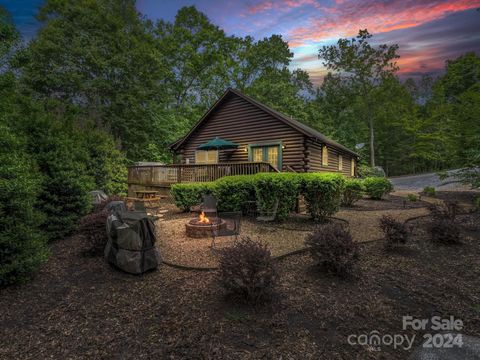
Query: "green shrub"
305 223 359 278
170 182 216 211
342 178 365 206
83 129 128 196
363 177 393 200
0 125 48 286
407 193 418 202
300 173 345 221
358 164 386 178
254 173 300 221
22 117 93 240
218 237 276 304
423 186 436 197
214 175 256 213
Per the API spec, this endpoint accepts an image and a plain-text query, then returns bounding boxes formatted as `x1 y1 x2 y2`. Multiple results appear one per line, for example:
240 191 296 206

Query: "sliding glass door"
249 144 282 170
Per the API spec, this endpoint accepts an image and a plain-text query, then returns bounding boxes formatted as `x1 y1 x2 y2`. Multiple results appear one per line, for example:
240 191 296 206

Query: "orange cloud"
288 0 480 47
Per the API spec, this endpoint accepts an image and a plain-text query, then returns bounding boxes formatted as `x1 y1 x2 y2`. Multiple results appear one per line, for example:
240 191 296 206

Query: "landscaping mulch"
1 210 479 359
433 190 479 209
342 194 429 211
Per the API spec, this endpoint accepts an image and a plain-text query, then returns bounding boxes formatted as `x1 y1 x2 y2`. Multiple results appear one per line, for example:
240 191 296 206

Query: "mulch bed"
1 207 480 358
342 194 429 211
432 190 479 207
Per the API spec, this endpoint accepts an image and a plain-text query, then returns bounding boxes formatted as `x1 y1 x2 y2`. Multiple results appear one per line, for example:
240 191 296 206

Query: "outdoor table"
135 190 159 199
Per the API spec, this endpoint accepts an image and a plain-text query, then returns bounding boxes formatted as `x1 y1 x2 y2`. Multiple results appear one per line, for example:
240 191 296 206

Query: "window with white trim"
195 150 218 164
350 158 355 176
338 155 343 171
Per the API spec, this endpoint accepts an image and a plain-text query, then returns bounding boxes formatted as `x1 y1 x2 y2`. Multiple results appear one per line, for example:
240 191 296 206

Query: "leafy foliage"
342 178 365 206
305 223 359 278
170 182 216 211
218 237 276 304
407 194 418 202
363 177 393 200
301 173 345 221
214 176 256 214
379 215 409 249
423 186 436 197
254 173 300 221
0 124 48 286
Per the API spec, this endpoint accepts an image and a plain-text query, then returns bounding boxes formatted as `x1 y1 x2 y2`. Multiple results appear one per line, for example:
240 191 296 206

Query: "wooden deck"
128 162 278 186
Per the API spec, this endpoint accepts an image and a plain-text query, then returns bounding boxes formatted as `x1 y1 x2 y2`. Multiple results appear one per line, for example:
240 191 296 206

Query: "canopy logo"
347 316 464 352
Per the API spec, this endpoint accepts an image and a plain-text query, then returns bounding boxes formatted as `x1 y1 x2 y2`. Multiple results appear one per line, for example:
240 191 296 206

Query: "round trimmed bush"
170 182 216 211
218 237 277 304
300 173 345 221
305 223 359 278
342 178 365 206
363 177 393 200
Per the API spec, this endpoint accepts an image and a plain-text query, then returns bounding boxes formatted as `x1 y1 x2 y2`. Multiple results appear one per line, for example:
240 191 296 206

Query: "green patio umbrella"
197 137 239 150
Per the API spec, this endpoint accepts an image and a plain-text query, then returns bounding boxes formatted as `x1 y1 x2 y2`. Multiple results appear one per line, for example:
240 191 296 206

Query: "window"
322 145 329 166
249 143 282 169
195 150 218 164
252 147 263 162
338 155 343 171
350 158 356 176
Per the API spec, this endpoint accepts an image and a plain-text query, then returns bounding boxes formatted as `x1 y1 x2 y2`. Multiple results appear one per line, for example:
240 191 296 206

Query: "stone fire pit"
185 217 227 238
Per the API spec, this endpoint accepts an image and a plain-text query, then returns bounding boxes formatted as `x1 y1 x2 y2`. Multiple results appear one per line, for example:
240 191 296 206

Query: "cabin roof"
169 88 358 157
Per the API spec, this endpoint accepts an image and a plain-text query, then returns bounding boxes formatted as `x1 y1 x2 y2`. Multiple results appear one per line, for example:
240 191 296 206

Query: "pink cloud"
287 0 480 47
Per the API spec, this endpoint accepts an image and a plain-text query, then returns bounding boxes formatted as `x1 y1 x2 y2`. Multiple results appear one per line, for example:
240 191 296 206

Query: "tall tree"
318 30 399 166
19 0 167 160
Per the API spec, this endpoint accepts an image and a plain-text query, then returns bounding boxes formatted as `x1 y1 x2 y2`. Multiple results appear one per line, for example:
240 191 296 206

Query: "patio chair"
201 194 218 218
256 198 279 222
211 211 241 248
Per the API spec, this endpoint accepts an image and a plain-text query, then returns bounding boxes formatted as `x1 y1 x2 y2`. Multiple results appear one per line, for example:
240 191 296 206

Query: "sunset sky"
4 0 480 84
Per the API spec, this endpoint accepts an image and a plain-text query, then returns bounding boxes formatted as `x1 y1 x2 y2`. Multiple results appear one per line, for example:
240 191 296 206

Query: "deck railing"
128 162 278 186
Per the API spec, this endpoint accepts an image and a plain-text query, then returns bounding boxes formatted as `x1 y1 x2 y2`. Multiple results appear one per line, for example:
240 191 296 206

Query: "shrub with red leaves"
379 215 409 249
218 237 277 304
78 210 109 256
305 223 359 278
429 201 461 245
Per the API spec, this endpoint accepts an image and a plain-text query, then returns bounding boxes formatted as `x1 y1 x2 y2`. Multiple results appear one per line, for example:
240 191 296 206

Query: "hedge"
342 178 365 206
254 173 301 221
170 182 216 211
171 172 348 220
363 177 393 200
300 173 345 221
214 175 256 213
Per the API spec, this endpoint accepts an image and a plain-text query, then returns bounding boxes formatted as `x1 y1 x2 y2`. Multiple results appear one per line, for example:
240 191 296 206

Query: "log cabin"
169 88 358 176
127 88 358 195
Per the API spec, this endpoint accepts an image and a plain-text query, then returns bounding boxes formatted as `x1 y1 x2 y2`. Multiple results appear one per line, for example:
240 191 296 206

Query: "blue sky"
3 0 480 84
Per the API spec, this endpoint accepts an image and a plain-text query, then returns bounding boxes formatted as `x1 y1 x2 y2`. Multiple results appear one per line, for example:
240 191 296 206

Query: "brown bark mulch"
1 212 479 359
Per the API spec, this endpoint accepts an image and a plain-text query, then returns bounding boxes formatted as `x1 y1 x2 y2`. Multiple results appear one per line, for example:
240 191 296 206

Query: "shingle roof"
169 88 359 157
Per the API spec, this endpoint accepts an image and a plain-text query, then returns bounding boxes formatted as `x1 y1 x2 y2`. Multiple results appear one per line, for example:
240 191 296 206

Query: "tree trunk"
369 116 375 167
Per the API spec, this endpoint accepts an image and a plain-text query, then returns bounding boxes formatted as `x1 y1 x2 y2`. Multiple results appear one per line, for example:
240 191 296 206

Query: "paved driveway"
389 169 463 191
